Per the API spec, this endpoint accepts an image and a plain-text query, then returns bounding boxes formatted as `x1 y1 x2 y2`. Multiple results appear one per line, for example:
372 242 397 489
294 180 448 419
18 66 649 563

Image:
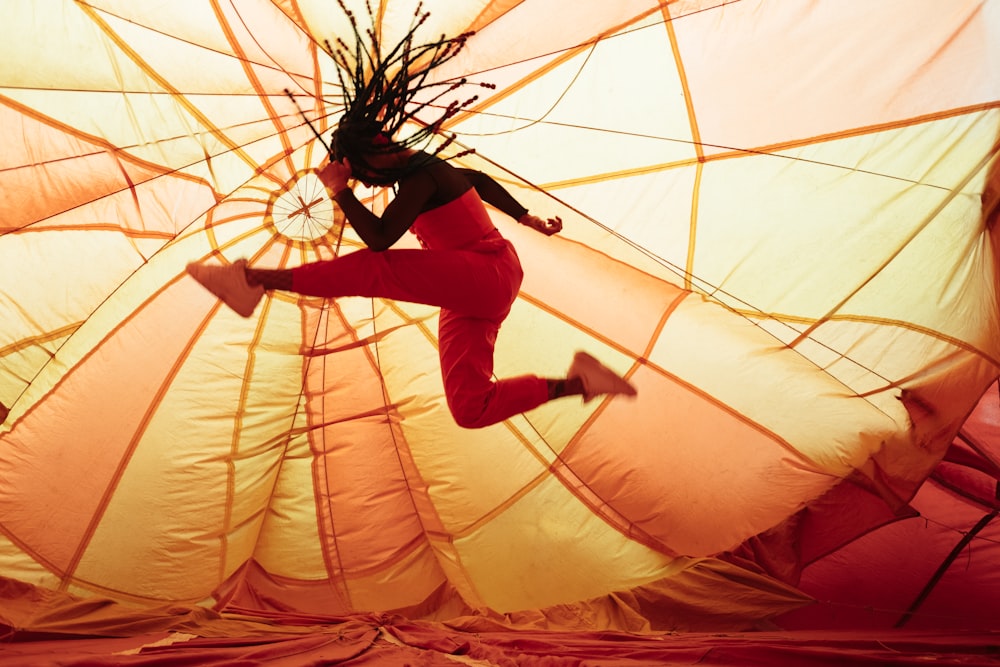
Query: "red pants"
291 235 549 428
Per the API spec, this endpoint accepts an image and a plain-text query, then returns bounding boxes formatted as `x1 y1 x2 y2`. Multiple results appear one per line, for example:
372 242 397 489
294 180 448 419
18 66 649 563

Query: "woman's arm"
458 168 562 236
320 159 436 251
456 169 528 220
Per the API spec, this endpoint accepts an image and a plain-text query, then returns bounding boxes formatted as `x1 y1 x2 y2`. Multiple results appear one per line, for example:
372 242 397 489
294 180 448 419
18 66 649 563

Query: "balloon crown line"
287 0 495 175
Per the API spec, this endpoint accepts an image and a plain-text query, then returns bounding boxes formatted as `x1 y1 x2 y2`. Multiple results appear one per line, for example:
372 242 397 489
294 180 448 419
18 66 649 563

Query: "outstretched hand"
317 157 352 195
519 213 563 236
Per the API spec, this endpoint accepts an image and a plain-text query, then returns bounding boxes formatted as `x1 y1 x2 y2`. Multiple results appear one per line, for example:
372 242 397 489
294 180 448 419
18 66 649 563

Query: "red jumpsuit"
290 187 550 428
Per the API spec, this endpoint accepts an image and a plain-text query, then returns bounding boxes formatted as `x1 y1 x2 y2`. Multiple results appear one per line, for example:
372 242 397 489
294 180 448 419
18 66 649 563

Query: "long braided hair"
326 1 493 185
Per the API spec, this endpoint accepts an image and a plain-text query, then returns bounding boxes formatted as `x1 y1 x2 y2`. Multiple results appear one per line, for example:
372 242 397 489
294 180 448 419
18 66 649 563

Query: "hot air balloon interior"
1 1 998 664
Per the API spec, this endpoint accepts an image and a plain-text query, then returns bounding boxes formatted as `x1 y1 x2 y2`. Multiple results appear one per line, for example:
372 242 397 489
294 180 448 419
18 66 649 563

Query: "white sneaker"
568 351 637 403
186 259 264 317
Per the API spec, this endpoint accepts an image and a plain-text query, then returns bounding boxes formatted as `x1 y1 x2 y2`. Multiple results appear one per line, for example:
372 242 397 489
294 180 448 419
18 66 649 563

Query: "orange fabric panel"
671 0 994 156
0 279 206 576
558 364 835 556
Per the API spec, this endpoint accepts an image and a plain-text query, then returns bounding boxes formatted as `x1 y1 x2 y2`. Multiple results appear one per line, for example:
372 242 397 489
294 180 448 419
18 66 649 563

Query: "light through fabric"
0 0 998 635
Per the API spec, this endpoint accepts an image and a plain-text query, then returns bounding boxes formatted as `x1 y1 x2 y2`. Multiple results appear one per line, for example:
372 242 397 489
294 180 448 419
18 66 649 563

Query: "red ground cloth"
2 576 998 666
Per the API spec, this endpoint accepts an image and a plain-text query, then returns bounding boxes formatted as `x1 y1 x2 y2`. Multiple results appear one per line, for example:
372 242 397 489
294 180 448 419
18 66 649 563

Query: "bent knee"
447 394 493 429
450 405 491 429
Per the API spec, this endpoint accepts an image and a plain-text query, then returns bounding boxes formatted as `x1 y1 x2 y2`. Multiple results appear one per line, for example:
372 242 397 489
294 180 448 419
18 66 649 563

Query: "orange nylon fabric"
1 0 998 640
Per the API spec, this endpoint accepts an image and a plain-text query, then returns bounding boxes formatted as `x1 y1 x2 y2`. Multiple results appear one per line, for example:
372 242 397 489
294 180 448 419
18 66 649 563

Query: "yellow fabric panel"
453 473 684 612
0 534 59 590
656 294 910 476
253 435 326 579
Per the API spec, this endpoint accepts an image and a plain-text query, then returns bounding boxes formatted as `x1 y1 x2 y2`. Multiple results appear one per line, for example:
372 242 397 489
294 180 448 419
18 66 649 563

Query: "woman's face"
349 145 408 187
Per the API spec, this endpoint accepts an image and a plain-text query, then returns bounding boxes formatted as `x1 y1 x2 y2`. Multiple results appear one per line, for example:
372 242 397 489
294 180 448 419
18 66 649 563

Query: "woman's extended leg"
284 246 521 318
189 244 521 319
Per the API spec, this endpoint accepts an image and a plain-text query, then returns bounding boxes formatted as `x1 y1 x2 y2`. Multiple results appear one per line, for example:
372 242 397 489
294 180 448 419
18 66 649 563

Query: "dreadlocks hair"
324 0 495 185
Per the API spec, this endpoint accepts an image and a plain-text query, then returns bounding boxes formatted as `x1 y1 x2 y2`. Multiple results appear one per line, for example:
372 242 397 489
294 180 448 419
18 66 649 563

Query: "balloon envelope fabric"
1 0 998 640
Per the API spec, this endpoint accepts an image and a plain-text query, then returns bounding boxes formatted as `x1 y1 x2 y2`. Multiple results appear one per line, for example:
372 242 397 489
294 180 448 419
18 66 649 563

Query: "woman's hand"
317 157 352 195
518 213 563 236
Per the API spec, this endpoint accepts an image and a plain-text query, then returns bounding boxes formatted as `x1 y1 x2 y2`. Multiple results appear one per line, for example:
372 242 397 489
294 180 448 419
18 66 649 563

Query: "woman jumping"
185 11 636 429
